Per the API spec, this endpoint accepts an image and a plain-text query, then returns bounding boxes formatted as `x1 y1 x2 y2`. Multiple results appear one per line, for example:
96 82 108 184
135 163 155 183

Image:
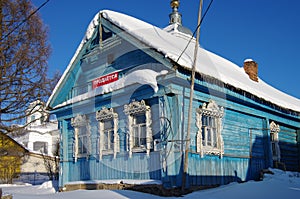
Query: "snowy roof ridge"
47 9 300 113
101 10 300 113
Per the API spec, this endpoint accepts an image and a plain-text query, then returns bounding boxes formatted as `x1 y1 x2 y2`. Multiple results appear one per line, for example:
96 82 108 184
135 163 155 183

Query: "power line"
176 0 214 64
1 0 50 41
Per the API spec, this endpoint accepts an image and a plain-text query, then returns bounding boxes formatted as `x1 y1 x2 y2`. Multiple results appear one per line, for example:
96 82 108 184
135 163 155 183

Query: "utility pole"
182 0 203 191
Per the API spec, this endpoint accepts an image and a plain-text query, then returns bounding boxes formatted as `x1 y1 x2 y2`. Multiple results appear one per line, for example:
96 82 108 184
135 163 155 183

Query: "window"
196 100 224 157
33 141 48 154
201 116 218 148
270 121 280 162
96 107 119 159
103 120 114 150
71 114 91 162
132 114 147 149
124 100 152 157
77 126 88 155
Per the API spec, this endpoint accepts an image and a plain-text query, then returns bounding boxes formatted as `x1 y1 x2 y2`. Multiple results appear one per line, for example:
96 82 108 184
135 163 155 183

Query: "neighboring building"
46 2 300 190
0 132 57 184
12 100 59 156
19 150 58 185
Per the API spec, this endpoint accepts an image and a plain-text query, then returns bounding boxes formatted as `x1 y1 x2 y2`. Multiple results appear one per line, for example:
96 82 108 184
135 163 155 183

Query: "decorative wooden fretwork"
124 100 153 157
269 121 281 162
196 100 224 158
270 121 280 133
124 100 149 115
71 114 91 162
71 114 87 127
96 107 119 159
96 107 118 121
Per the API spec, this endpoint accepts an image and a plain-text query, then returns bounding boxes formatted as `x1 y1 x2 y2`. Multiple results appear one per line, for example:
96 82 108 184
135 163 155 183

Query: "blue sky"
32 0 300 99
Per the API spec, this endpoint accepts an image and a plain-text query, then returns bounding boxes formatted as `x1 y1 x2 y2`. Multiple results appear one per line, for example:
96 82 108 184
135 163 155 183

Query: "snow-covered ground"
1 169 300 199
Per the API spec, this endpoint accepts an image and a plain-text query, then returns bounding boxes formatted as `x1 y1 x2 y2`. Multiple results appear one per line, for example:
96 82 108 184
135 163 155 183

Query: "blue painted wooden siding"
152 85 268 187
184 100 267 185
278 125 299 171
68 152 161 182
188 154 251 185
161 76 293 187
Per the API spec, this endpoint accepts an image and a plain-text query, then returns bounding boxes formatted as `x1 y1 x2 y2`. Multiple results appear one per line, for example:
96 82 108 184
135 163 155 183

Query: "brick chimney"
243 59 258 82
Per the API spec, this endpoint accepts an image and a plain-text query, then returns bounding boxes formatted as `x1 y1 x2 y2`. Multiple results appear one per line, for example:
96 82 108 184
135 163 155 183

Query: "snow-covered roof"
47 10 300 113
26 122 58 134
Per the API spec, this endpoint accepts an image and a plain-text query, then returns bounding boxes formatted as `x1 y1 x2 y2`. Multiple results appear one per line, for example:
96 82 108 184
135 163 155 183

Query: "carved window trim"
96 107 119 160
71 114 91 162
270 121 281 162
196 100 224 158
124 100 153 157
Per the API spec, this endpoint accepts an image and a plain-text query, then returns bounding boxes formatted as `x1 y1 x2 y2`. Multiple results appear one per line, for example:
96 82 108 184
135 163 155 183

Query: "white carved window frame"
270 121 280 162
124 100 153 157
71 114 91 162
96 107 119 160
196 100 224 158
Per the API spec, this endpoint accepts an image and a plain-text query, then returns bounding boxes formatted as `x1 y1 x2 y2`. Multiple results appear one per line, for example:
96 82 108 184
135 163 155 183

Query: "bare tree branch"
0 0 59 133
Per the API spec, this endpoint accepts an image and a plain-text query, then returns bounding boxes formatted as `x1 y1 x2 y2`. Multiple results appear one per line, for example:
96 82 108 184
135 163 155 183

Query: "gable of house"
47 13 173 110
0 133 28 183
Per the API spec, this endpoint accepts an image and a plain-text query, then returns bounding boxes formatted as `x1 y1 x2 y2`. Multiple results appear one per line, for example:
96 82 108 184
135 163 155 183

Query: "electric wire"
175 0 214 64
1 0 50 41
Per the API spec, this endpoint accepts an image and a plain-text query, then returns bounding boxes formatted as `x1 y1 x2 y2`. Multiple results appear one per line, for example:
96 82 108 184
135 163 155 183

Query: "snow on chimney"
243 59 258 82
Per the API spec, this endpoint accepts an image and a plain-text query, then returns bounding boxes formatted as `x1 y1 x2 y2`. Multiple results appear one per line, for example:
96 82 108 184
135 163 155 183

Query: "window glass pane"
79 126 86 135
104 132 108 150
270 133 275 141
213 128 217 147
133 126 139 147
140 124 147 146
135 114 146 124
207 128 212 146
83 136 88 154
77 125 88 155
201 116 205 126
208 116 211 126
33 142 48 154
109 132 114 150
78 136 86 154
78 139 82 153
211 117 215 127
104 120 113 129
202 116 207 126
272 143 277 156
104 130 114 150
202 127 206 146
102 119 114 151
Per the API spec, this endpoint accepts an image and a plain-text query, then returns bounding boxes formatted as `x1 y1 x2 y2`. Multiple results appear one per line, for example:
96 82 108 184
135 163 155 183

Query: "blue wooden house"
46 5 300 191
